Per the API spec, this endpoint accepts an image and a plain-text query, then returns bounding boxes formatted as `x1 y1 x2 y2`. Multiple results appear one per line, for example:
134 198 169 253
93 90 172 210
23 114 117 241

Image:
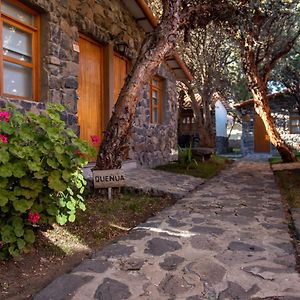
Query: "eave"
122 0 193 82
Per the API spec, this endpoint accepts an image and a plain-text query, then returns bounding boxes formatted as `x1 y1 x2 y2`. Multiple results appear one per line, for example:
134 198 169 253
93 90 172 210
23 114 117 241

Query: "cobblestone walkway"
34 161 300 300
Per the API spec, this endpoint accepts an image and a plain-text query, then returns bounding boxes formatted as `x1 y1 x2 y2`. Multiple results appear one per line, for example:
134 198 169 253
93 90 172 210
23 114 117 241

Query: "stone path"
83 164 205 199
34 161 300 300
272 162 300 171
125 168 204 199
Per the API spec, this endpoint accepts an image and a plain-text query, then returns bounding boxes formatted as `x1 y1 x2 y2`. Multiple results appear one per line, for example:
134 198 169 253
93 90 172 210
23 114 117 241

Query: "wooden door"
254 113 270 152
77 35 103 154
113 53 128 103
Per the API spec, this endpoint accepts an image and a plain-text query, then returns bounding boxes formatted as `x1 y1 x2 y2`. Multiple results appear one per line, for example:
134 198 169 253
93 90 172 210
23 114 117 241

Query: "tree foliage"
270 38 300 113
96 0 300 169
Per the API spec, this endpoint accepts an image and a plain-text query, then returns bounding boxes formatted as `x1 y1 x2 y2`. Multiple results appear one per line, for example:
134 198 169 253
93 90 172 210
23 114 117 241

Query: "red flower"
0 134 8 143
74 149 83 156
0 111 9 122
28 212 40 223
90 135 100 145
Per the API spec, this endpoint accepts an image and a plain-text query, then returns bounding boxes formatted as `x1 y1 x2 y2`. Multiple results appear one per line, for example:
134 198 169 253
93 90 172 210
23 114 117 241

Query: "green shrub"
178 145 192 165
0 104 95 259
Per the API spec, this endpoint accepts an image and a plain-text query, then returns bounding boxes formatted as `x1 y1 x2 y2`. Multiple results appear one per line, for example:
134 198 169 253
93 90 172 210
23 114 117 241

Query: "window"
0 0 39 100
150 76 163 124
290 114 300 134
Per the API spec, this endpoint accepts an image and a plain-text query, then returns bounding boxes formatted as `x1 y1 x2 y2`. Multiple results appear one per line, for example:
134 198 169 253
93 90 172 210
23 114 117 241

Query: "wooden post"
108 187 112 200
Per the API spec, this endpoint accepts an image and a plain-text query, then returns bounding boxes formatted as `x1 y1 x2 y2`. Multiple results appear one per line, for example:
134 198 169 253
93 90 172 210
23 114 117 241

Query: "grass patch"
155 155 231 179
65 192 174 248
269 152 300 164
274 169 300 208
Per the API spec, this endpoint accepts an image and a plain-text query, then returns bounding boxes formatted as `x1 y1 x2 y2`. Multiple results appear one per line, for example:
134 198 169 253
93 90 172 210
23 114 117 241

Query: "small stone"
95 244 135 258
94 278 131 300
159 255 184 271
228 241 265 252
120 258 144 271
159 274 191 296
145 238 182 256
48 55 61 65
218 281 260 300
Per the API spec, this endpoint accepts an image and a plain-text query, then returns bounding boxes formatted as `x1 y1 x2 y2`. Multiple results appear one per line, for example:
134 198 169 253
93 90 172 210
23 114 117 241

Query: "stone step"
121 160 139 171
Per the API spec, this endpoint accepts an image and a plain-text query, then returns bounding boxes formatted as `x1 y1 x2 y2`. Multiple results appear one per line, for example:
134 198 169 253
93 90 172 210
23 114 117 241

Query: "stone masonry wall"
0 0 144 130
129 64 178 168
240 95 300 155
0 0 179 167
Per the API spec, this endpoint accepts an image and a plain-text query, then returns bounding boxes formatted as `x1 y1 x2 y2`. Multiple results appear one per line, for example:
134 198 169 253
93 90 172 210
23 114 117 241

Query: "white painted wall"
215 100 228 137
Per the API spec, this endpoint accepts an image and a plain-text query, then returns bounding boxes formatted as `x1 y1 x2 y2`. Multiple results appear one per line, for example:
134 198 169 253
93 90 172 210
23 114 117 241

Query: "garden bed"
155 155 232 179
274 168 300 271
0 192 175 300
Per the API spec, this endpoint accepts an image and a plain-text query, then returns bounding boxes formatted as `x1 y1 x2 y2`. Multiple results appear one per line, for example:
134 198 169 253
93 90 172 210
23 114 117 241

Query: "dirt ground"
0 193 175 300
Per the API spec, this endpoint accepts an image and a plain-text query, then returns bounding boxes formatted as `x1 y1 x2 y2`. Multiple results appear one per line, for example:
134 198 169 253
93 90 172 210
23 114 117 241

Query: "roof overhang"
234 91 290 109
122 0 193 82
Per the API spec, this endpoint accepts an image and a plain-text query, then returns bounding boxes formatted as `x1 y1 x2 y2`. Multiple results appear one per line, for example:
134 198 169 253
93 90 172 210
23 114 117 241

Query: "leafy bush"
178 144 195 167
0 104 95 259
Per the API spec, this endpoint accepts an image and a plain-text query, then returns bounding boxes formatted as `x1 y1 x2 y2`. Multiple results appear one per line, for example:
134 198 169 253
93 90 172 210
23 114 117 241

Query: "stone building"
0 0 192 167
235 92 300 156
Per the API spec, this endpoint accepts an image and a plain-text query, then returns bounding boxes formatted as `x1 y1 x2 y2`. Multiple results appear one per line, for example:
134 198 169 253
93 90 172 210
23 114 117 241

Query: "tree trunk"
241 35 297 163
244 69 296 163
95 1 182 170
185 83 215 148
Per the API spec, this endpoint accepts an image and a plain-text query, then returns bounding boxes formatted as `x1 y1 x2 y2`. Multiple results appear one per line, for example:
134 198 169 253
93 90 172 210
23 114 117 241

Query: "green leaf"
24 229 35 244
0 178 8 188
9 145 25 158
56 214 68 225
68 214 76 222
8 245 20 257
17 239 26 250
66 201 75 210
12 217 24 237
47 204 58 216
12 162 26 178
0 148 10 164
27 160 41 172
1 225 16 243
56 154 69 168
14 226 24 238
19 126 35 141
47 158 59 169
0 192 9 206
0 164 13 177
79 202 86 211
55 145 64 154
13 199 34 213
66 128 77 137
62 170 72 181
66 187 74 196
48 170 67 192
34 169 48 179
1 122 15 134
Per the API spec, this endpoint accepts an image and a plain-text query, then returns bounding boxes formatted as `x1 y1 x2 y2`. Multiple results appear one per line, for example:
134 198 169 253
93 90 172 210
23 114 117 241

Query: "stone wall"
129 64 178 168
0 0 179 167
239 95 300 155
216 136 228 154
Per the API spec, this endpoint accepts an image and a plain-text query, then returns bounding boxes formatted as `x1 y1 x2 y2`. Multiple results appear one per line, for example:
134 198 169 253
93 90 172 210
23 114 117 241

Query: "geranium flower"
28 212 40 223
0 111 9 122
90 135 100 145
74 149 83 156
0 134 8 143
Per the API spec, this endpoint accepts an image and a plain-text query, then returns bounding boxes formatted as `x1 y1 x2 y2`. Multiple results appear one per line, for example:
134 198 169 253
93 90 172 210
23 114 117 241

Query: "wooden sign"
93 169 126 188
